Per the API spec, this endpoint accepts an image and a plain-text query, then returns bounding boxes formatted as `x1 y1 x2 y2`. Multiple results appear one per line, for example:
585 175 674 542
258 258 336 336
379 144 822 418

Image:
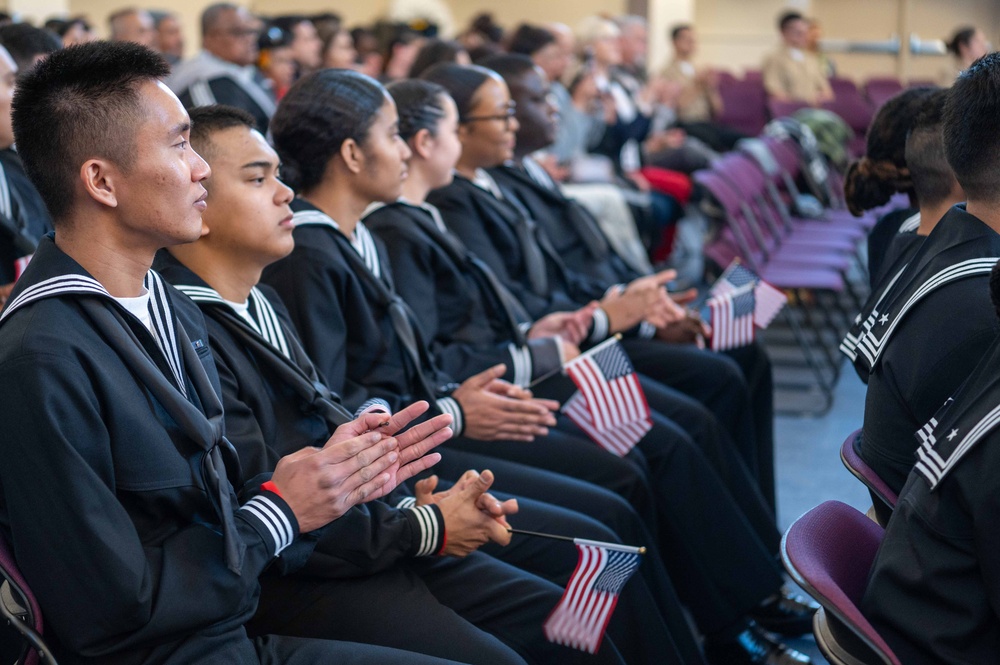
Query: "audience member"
862 257 1000 665
615 15 649 83
2 39 451 665
321 25 358 70
108 7 156 48
408 38 469 78
843 54 1000 502
844 87 937 286
351 26 384 78
257 24 295 100
44 17 93 47
271 15 322 78
376 22 423 81
0 45 51 308
946 25 991 78
0 23 60 74
805 18 835 78
762 11 833 104
158 102 635 665
168 3 273 131
150 10 184 64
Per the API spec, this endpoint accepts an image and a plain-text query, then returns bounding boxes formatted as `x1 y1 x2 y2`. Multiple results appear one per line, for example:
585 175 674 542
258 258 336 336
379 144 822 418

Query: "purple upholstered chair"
0 533 56 665
767 98 811 120
840 429 898 517
781 501 902 665
716 79 768 136
863 77 904 110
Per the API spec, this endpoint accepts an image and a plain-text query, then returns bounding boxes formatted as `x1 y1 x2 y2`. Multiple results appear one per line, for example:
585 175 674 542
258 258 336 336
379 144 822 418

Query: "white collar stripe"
292 210 339 229
2 275 109 321
853 259 998 366
0 161 11 219
145 271 187 396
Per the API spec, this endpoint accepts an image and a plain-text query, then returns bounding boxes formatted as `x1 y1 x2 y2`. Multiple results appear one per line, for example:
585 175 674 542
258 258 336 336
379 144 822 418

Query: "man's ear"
79 159 119 209
340 138 364 174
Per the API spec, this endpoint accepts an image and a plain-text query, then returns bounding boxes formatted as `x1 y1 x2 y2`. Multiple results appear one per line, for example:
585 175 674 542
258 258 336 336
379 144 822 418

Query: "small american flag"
544 540 643 653
708 284 756 351
562 338 652 456
711 261 787 329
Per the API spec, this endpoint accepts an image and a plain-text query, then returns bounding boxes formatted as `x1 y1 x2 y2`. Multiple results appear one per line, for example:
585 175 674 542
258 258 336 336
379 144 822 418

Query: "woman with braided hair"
844 86 936 287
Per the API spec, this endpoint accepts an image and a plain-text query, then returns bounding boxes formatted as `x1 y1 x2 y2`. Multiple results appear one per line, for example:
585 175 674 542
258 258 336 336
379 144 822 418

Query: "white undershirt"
222 297 257 328
114 289 153 334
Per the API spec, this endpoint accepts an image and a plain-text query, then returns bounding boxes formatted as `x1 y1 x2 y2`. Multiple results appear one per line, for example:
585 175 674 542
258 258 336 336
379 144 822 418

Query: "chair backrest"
782 501 901 665
716 79 768 136
863 78 904 110
768 98 811 120
840 429 899 512
822 91 874 136
0 533 53 665
830 77 858 96
693 169 767 271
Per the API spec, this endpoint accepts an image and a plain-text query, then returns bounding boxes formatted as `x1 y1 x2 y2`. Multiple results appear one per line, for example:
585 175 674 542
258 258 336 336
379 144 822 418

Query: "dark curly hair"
12 41 170 223
270 69 387 193
386 79 448 142
843 86 937 215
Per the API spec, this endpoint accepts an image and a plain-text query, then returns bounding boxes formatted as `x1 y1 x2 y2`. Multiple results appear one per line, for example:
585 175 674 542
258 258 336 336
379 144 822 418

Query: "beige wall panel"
446 0 626 36
692 0 811 75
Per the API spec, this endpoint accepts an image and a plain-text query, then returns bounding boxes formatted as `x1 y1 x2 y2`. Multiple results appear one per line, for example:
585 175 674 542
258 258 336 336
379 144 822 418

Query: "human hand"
528 304 596 346
453 364 559 441
415 470 516 555
329 402 453 493
271 431 404 533
656 309 711 345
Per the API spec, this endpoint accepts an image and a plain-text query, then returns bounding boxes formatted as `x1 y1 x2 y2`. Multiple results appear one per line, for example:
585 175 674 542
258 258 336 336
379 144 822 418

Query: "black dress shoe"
704 622 812 665
749 587 818 637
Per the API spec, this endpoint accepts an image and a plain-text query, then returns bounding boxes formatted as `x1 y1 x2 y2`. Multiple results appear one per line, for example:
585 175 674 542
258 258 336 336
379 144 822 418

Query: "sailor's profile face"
112 81 211 247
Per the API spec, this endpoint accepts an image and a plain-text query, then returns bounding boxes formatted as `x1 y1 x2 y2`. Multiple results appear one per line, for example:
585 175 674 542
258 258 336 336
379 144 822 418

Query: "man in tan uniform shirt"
661 24 721 123
761 11 833 104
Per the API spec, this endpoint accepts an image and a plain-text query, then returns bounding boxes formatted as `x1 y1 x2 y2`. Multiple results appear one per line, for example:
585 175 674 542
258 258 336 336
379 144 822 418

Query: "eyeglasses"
462 103 517 127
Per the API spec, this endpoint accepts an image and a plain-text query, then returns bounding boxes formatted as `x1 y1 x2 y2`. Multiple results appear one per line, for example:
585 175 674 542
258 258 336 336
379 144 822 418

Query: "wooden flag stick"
507 528 646 555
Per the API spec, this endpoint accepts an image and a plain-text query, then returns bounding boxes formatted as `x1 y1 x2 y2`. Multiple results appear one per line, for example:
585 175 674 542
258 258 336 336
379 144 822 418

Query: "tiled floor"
772 364 872 663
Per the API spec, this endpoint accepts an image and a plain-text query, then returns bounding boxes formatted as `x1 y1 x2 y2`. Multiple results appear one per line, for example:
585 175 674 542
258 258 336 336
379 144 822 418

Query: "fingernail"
388 452 398 463
370 432 382 442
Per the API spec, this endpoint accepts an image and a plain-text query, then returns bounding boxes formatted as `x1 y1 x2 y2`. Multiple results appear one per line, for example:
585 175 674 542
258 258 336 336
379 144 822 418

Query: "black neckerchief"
155 252 356 431
291 200 444 405
1 236 247 574
369 200 530 345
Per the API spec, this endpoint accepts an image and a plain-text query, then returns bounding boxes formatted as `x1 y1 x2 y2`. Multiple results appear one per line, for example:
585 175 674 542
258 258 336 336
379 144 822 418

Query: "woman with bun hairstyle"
841 55 1000 507
845 87 936 287
371 71 823 665
260 67 699 665
946 26 991 78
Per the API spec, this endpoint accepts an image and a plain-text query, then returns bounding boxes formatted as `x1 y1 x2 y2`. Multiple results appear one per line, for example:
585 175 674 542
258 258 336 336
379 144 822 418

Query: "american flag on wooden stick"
544 540 643 653
708 283 756 351
562 337 652 456
711 260 787 329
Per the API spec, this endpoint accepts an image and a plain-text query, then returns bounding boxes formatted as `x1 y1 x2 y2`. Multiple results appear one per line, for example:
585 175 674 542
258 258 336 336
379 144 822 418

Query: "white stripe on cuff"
239 495 295 556
589 308 609 343
436 396 464 436
407 505 441 556
507 343 533 387
638 321 657 339
396 496 417 510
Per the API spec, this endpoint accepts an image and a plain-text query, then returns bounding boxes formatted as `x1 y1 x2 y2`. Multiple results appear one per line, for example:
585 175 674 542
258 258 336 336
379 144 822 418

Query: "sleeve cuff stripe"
590 308 609 343
396 496 417 510
355 398 392 419
409 505 440 556
508 343 532 387
638 321 657 339
437 397 463 436
240 495 294 555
